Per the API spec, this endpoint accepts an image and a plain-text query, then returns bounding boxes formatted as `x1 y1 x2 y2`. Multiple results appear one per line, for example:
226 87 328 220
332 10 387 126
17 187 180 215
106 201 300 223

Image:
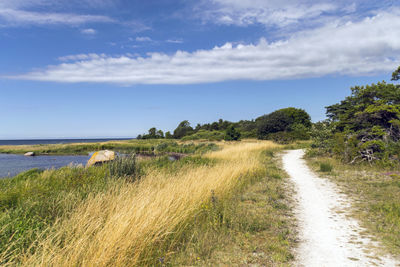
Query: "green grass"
319 162 333 172
181 130 225 141
0 165 119 264
0 143 295 266
0 139 218 156
282 140 312 150
0 152 220 264
306 155 400 256
169 149 295 266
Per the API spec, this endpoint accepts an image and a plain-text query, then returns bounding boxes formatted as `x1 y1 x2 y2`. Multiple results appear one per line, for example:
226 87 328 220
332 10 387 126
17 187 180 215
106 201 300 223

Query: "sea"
0 138 132 146
0 138 133 178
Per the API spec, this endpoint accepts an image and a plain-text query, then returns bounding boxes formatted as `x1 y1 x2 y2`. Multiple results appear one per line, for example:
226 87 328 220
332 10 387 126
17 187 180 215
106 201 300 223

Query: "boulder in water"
86 150 115 167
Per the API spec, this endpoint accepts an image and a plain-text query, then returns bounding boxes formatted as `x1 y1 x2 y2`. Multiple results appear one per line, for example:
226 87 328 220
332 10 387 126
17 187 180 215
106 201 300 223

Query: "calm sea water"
0 138 132 178
0 138 133 146
0 154 90 178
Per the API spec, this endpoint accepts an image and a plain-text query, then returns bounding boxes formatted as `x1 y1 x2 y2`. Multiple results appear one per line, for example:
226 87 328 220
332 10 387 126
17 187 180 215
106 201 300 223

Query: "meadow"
0 140 295 266
0 139 217 155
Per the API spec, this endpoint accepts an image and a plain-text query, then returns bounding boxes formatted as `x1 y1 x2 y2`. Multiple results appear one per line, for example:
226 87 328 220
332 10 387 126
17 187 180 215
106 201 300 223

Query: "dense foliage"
256 107 312 142
137 127 164 139
181 130 225 141
311 67 400 165
173 120 194 139
224 125 241 141
137 108 312 142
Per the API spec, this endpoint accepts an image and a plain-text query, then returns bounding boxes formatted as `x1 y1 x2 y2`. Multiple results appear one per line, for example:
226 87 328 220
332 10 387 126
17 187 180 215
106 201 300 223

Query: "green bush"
181 130 224 141
224 126 241 141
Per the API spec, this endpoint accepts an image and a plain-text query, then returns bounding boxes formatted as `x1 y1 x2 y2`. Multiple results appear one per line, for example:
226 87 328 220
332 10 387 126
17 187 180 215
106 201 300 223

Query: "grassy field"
0 139 218 155
306 155 400 256
0 140 295 266
170 148 295 266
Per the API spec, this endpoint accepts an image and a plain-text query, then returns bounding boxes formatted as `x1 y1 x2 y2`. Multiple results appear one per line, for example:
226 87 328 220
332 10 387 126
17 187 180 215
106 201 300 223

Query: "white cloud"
0 8 114 26
198 0 338 27
0 0 115 27
58 53 106 62
11 10 400 85
136 36 152 42
81 28 97 34
0 0 116 9
166 39 183 44
196 0 397 29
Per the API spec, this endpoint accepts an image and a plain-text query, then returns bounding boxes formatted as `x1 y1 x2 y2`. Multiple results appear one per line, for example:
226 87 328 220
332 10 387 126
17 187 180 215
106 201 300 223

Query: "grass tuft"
319 162 333 172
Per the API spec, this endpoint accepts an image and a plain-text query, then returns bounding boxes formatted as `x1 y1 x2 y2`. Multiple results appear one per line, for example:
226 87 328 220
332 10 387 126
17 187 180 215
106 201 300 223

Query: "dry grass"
171 149 295 266
13 141 279 266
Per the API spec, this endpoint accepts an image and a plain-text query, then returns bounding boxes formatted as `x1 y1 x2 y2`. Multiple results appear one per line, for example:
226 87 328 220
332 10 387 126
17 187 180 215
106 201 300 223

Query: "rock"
86 150 115 167
24 152 35 157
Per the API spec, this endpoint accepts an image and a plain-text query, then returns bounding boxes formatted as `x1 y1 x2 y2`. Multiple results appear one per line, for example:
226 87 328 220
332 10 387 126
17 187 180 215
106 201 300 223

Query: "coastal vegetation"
305 66 400 255
0 139 217 156
1 67 399 265
309 67 400 166
0 141 295 266
137 107 312 144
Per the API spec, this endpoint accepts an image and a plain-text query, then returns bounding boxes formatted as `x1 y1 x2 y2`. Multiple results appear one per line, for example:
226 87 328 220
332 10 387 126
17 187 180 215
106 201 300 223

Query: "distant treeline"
137 107 312 143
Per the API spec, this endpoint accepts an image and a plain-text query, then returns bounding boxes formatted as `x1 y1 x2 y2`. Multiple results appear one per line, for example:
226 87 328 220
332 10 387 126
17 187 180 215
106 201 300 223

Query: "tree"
224 125 241 141
392 66 400 81
321 67 400 163
256 107 311 139
165 131 173 139
139 127 165 139
156 130 164 139
148 127 157 138
210 122 219 131
173 120 194 139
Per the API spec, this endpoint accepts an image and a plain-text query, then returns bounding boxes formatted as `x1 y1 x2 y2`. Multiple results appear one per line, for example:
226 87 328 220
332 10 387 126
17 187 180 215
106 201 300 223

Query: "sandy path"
282 149 399 267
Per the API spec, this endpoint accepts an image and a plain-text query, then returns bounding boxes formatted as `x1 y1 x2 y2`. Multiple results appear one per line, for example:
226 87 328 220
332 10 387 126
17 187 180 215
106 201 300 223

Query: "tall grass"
0 165 120 265
11 141 278 266
108 154 139 181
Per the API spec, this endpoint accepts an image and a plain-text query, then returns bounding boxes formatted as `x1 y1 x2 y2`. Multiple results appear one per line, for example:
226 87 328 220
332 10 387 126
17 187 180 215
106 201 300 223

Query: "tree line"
137 107 312 142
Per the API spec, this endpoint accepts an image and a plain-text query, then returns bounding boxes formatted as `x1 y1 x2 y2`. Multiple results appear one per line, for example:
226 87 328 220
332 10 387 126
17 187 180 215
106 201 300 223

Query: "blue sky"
1 0 399 139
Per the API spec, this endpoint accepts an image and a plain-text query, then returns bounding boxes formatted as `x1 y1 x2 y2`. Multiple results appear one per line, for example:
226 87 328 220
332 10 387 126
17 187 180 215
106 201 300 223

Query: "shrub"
224 126 241 141
181 130 224 141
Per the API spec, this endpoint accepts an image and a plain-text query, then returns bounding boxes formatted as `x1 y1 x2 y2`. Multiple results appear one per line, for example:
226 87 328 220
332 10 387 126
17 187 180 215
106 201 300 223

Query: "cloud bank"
197 0 395 28
12 10 400 85
198 0 337 27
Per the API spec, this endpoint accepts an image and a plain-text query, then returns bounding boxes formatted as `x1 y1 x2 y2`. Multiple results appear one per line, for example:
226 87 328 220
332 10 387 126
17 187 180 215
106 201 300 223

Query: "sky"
1 0 399 139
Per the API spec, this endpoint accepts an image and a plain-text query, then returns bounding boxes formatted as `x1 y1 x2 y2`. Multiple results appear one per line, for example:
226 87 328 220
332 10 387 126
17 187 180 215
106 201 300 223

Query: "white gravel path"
282 149 399 267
